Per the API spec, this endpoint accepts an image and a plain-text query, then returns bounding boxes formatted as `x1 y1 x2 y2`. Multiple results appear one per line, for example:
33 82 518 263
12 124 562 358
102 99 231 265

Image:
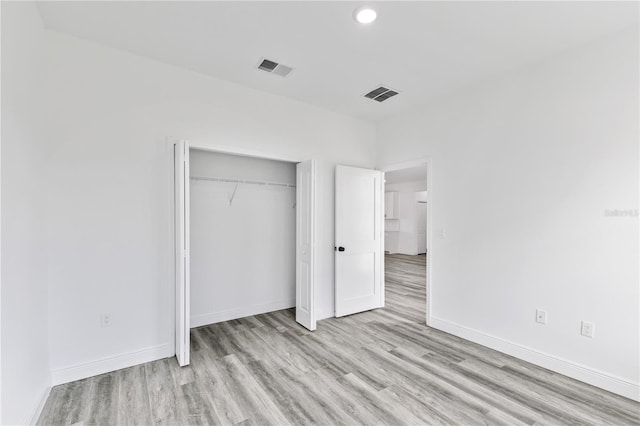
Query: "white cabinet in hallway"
384 191 398 219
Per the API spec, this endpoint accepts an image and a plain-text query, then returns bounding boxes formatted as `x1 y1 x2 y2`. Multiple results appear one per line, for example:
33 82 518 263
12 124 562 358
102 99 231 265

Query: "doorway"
381 160 431 324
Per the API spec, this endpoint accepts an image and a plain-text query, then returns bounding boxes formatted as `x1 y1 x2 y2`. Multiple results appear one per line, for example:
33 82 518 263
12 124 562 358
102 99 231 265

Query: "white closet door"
295 160 316 330
335 165 384 317
175 140 190 366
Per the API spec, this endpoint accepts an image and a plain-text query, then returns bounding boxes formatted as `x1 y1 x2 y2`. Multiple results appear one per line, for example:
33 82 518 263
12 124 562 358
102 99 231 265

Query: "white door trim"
379 157 432 326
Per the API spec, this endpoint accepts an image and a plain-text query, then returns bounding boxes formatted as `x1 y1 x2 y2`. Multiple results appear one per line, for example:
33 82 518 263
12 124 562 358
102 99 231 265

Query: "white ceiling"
36 1 638 122
385 166 427 185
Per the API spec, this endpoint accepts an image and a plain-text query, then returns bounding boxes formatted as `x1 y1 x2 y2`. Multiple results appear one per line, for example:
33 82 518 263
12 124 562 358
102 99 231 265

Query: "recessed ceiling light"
353 6 377 24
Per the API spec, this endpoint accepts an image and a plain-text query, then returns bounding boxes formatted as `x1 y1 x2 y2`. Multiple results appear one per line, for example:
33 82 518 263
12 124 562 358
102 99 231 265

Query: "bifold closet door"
174 140 190 366
335 165 384 317
296 160 317 331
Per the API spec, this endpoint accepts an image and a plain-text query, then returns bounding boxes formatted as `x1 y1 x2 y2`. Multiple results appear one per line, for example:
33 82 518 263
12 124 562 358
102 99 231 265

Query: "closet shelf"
190 175 296 188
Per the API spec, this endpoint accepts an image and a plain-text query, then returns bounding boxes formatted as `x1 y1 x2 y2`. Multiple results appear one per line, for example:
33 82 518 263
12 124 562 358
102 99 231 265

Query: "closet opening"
175 141 316 366
189 149 298 331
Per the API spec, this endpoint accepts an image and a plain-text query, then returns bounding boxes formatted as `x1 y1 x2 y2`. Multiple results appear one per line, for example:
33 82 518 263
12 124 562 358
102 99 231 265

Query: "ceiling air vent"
364 86 399 102
257 58 293 77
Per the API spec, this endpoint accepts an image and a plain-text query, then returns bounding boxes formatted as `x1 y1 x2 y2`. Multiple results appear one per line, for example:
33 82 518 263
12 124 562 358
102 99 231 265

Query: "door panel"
174 140 190 366
296 160 316 330
335 165 383 317
342 175 375 241
340 252 376 300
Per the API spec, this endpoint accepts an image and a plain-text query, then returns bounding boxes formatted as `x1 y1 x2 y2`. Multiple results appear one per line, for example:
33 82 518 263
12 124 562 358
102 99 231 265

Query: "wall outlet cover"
581 321 594 338
101 313 112 328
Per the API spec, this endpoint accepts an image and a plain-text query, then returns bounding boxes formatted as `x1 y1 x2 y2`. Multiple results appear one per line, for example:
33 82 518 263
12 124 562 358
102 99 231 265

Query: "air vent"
257 58 294 77
364 86 399 102
258 59 278 72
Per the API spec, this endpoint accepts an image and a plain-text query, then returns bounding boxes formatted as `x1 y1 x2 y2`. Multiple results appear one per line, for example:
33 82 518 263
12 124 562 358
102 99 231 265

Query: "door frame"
172 140 306 363
379 158 433 326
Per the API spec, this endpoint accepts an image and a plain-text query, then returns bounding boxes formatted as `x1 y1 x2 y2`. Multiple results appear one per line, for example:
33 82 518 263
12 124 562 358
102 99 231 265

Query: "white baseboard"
388 249 419 256
430 317 640 402
191 299 295 328
51 343 173 386
28 386 51 425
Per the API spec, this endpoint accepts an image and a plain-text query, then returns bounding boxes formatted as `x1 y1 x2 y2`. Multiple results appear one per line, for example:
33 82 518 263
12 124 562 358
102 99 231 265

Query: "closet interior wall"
189 150 297 327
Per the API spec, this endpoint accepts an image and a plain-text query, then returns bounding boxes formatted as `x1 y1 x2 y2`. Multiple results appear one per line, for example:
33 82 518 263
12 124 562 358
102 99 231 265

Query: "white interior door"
174 140 190 366
296 160 316 330
335 165 384 317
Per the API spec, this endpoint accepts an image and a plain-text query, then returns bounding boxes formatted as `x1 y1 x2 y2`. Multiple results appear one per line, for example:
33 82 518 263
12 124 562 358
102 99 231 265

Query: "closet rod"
190 175 296 188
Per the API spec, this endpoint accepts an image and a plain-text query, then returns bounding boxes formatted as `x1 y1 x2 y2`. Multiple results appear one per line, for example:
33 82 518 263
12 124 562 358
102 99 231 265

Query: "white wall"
377 28 639 399
189 150 296 326
385 181 427 255
41 30 375 383
1 2 52 423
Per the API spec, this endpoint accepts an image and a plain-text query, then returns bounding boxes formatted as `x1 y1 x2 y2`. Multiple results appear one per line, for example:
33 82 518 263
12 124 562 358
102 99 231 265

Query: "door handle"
338 246 345 252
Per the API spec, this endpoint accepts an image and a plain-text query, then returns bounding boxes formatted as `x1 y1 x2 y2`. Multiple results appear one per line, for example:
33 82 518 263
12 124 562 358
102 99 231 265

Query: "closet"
189 149 297 328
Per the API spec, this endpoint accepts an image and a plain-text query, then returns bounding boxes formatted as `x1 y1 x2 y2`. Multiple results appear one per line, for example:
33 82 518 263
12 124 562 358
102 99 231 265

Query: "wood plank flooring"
39 254 640 425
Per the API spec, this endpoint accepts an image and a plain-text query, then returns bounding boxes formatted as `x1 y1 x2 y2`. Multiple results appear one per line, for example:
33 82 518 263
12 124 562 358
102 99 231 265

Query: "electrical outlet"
101 313 112 328
535 309 547 325
581 321 594 338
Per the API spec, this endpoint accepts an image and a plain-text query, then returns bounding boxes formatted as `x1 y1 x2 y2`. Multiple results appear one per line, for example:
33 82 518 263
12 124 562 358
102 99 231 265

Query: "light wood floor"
39 254 639 425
